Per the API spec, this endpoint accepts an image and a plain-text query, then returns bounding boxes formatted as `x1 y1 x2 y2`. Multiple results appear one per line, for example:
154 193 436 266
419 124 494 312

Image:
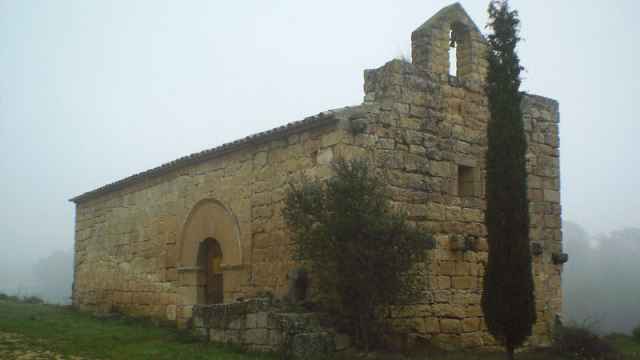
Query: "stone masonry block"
425 317 440 333
463 318 480 332
437 276 451 289
543 189 560 203
317 148 334 165
440 319 462 334
255 312 269 328
452 276 474 289
246 313 258 328
245 328 269 345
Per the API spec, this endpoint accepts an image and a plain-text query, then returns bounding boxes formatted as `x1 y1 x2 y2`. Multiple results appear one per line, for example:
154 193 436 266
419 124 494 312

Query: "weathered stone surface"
543 189 561 203
317 148 334 165
244 328 268 345
463 317 480 332
440 319 462 334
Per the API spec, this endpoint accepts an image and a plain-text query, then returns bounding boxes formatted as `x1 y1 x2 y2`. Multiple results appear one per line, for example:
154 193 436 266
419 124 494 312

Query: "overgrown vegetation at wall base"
482 1 535 359
283 158 432 351
552 324 620 360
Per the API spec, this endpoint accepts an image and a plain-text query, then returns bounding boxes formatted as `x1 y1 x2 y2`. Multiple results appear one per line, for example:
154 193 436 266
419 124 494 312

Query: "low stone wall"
191 298 352 358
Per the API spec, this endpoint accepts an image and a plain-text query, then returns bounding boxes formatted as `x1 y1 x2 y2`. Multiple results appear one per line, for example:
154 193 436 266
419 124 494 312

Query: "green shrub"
553 324 619 359
633 324 640 344
283 158 432 351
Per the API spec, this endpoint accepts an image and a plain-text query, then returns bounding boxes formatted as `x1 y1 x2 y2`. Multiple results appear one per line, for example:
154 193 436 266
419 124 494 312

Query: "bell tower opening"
411 3 487 82
449 28 458 77
197 238 223 304
448 22 472 80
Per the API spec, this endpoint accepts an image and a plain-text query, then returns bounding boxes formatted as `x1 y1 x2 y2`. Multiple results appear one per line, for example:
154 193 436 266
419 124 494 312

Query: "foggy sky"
1 0 638 288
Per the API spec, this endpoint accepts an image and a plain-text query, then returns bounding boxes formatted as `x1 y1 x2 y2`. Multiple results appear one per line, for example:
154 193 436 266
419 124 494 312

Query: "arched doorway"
198 238 223 304
176 198 245 326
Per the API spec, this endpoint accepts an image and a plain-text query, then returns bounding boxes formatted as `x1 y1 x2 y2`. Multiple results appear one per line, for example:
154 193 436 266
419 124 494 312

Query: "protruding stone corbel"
424 234 436 250
552 252 569 265
531 242 544 256
349 117 367 135
286 267 309 304
451 234 478 252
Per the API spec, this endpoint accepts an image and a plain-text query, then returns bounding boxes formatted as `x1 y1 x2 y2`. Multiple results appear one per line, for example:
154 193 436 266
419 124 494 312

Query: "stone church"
71 3 564 349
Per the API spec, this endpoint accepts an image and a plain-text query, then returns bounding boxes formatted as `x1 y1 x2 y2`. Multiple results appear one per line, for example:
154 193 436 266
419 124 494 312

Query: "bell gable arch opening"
411 3 487 83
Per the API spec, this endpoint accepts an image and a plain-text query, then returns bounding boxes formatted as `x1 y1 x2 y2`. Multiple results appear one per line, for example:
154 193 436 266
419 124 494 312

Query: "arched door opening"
176 198 243 325
197 238 223 304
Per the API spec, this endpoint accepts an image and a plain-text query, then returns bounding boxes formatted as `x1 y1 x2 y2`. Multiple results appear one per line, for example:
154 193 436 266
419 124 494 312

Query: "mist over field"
562 222 640 334
1 0 638 339
0 250 72 305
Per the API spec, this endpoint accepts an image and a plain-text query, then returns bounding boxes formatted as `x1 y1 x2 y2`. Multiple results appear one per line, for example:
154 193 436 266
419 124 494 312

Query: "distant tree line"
0 250 73 305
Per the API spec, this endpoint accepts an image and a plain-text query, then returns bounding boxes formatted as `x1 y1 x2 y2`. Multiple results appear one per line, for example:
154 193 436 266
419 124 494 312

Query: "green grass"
1 299 638 360
0 300 275 359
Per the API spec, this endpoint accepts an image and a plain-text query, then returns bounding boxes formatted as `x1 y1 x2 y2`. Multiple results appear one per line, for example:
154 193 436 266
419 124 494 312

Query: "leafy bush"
633 324 640 344
553 324 619 359
283 158 432 351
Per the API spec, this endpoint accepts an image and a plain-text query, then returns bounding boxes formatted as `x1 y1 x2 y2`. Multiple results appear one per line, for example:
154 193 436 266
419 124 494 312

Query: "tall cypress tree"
481 1 535 359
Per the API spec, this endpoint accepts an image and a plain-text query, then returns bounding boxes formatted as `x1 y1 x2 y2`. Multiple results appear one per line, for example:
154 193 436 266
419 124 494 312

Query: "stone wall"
191 298 351 358
71 2 562 350
325 55 560 348
72 112 348 323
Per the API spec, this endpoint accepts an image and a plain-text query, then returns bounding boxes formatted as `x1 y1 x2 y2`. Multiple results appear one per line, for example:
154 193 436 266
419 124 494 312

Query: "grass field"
607 334 640 358
0 300 275 359
0 299 638 359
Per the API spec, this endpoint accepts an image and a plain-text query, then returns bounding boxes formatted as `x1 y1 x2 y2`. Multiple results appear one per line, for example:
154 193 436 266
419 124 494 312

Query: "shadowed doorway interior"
198 238 223 304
